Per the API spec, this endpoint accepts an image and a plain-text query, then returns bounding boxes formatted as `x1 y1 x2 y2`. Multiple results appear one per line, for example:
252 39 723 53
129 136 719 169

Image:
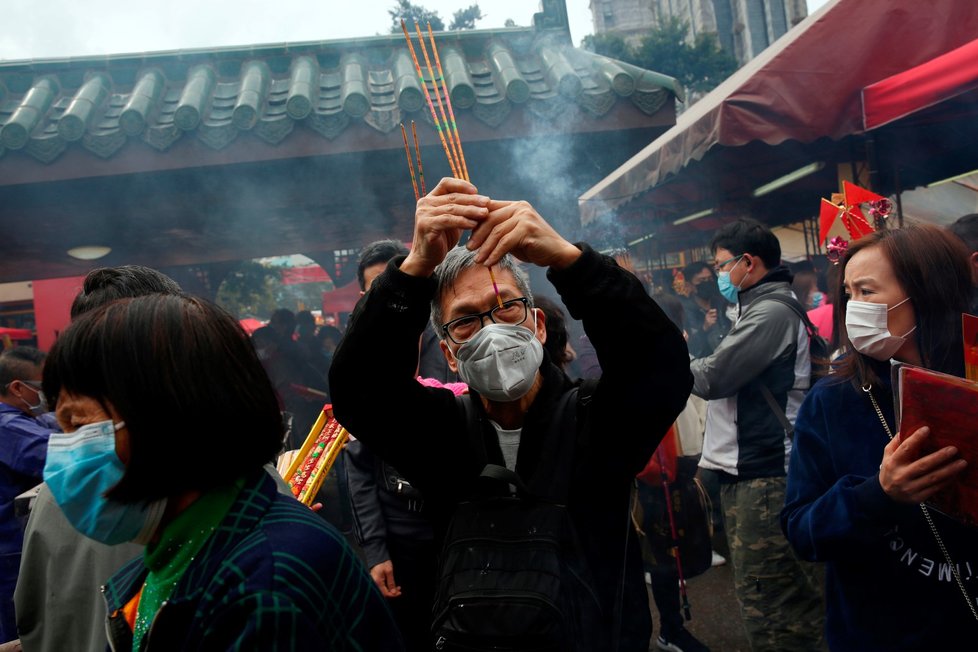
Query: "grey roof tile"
0 28 680 164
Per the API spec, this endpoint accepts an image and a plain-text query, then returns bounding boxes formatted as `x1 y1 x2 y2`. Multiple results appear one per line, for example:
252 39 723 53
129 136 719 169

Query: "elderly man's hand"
466 200 581 270
400 177 489 278
879 426 967 504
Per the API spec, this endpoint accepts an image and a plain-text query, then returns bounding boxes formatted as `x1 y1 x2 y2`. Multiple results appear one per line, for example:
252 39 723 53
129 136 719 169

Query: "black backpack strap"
457 394 537 497
760 384 794 439
752 295 807 439
456 392 488 463
480 463 532 496
756 294 820 339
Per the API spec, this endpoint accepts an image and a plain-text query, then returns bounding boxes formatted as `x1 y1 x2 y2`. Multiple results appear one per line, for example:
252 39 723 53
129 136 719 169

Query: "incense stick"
427 22 469 181
411 121 426 196
400 123 420 201
414 20 462 178
487 266 504 309
400 19 460 178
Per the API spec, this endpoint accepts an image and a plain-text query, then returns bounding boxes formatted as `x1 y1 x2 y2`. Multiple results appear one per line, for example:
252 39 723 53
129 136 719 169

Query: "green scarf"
132 479 243 650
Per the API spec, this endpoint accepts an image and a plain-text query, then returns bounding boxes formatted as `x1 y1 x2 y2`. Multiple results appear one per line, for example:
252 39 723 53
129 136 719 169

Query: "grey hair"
0 347 46 393
430 246 534 339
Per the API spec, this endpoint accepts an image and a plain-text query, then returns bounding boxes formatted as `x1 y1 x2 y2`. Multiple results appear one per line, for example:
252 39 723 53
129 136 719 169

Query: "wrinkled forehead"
441 266 521 320
844 245 895 287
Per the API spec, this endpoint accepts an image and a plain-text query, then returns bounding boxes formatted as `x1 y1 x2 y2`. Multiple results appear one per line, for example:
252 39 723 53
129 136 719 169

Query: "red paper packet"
898 366 978 528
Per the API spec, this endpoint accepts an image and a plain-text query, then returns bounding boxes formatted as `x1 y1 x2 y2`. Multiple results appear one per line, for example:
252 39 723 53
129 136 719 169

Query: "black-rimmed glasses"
713 254 744 274
441 297 530 345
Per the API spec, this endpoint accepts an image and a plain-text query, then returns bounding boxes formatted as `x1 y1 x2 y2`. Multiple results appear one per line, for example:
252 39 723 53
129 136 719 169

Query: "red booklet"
898 365 978 528
964 313 978 382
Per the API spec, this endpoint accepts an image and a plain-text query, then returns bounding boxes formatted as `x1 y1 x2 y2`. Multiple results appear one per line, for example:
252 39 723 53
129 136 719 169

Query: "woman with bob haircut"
41 294 401 651
780 223 978 650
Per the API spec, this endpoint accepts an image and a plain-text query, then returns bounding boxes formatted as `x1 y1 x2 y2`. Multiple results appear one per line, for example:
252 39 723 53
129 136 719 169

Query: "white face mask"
453 317 544 402
22 389 48 417
845 297 916 361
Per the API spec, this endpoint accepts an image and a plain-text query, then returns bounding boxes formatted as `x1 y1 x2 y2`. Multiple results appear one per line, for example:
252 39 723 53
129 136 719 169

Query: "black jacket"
330 244 692 651
345 439 434 569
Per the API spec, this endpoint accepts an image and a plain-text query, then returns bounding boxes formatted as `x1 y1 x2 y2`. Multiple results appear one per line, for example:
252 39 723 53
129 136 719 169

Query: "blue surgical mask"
716 257 745 304
43 419 166 545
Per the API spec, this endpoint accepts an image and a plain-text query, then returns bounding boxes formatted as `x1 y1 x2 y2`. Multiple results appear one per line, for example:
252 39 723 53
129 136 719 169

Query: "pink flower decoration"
868 198 892 221
826 236 849 264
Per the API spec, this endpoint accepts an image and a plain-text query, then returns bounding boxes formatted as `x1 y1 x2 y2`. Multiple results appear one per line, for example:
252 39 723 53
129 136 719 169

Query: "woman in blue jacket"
781 223 978 650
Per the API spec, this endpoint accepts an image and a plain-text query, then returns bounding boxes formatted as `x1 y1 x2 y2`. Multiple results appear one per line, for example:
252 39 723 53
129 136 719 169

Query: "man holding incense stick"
331 178 691 651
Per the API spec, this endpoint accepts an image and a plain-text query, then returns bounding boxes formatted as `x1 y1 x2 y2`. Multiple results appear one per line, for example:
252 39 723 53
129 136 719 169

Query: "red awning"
238 318 265 334
321 282 362 315
580 0 978 225
863 38 978 131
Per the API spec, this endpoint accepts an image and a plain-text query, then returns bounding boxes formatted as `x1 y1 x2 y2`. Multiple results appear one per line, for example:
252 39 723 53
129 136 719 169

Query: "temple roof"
0 2 684 284
0 19 681 165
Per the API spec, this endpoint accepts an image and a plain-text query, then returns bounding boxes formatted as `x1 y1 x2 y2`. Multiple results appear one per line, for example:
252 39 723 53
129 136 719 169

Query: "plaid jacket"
102 471 403 651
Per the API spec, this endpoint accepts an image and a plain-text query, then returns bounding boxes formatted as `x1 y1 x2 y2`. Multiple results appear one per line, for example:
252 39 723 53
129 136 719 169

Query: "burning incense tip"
487 266 504 309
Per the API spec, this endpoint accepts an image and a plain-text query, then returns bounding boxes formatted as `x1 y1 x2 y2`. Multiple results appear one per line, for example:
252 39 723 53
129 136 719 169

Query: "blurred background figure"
680 261 732 359
806 262 841 355
947 213 978 314
790 260 825 311
315 324 344 376
252 308 328 450
0 347 54 645
534 296 578 377
295 310 324 370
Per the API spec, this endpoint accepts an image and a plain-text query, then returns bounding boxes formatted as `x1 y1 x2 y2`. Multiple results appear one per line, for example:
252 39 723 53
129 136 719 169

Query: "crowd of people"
1 177 978 651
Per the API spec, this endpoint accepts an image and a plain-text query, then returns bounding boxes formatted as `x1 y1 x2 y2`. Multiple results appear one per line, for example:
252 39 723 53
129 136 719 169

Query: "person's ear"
5 380 25 400
533 308 547 345
440 338 459 373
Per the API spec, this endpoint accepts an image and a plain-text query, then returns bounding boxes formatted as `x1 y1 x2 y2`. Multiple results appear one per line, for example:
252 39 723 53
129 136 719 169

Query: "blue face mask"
43 419 166 545
716 257 745 304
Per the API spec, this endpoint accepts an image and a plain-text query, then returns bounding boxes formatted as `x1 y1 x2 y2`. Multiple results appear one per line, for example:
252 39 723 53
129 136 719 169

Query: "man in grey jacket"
689 219 824 652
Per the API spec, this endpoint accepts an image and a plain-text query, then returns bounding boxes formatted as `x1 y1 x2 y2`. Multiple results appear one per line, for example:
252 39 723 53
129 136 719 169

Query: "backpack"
754 295 830 437
431 383 604 652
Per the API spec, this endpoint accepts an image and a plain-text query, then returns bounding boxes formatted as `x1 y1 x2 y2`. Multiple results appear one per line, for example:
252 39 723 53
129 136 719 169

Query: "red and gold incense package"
283 405 350 506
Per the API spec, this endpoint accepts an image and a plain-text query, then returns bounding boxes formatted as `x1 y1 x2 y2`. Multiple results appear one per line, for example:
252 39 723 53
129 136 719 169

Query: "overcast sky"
1 0 831 61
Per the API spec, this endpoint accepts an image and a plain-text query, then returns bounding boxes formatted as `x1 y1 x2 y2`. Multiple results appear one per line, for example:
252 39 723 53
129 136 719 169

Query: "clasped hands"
400 178 581 278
